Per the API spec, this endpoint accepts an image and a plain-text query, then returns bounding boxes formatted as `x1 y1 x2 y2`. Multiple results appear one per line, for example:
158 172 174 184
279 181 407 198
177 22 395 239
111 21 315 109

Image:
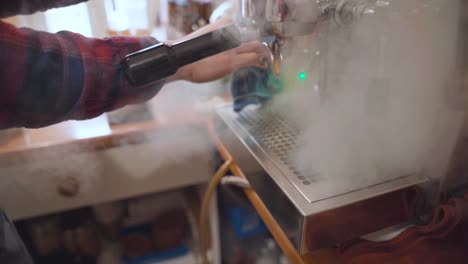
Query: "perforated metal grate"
237 108 317 187
217 104 425 205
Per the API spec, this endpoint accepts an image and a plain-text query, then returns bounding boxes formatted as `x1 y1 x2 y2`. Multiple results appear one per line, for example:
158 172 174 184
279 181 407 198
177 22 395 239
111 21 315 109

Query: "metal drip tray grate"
228 106 423 204
236 108 308 180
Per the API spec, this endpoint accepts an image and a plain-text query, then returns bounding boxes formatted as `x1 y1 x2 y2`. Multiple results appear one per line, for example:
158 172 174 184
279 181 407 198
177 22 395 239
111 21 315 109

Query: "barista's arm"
0 17 267 129
0 20 161 129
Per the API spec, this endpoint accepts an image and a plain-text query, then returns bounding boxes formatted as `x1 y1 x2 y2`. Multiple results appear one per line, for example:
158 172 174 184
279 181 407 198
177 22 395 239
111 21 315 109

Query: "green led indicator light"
298 72 307 80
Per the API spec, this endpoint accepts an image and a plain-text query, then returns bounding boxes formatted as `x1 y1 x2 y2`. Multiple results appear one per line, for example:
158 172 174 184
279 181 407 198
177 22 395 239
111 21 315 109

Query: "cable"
199 160 232 264
221 176 251 189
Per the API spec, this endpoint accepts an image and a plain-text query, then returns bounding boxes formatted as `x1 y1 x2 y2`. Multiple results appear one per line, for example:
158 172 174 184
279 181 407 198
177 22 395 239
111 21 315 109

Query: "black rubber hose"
122 24 241 87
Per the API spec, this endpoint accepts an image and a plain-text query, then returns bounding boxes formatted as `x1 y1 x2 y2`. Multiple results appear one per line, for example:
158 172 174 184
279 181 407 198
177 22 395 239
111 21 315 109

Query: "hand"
169 41 269 83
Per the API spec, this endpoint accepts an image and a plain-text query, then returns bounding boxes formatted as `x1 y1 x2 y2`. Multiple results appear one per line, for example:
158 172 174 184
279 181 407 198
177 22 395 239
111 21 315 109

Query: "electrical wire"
221 176 251 189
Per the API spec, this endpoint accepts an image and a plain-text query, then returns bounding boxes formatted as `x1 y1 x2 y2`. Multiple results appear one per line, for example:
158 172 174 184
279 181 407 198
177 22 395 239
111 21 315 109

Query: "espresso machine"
122 0 467 256
214 0 467 255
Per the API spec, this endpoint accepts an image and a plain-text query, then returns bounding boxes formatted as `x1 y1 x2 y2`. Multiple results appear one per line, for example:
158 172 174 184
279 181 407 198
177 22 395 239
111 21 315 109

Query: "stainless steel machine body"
216 0 467 255
215 104 429 254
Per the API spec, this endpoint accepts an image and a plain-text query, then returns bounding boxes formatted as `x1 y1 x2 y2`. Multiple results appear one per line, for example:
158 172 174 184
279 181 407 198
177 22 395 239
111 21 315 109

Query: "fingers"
177 42 270 83
180 52 268 83
230 52 268 71
235 41 268 54
233 42 271 66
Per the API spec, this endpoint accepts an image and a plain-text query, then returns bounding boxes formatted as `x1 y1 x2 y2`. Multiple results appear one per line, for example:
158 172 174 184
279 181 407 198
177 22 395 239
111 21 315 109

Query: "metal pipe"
241 0 255 19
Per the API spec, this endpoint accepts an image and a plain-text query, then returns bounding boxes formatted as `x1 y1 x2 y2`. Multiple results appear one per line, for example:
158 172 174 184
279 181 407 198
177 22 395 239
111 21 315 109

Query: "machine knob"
58 176 80 197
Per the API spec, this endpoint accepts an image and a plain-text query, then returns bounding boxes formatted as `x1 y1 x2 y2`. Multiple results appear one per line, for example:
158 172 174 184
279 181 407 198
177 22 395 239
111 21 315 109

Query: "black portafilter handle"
122 24 242 87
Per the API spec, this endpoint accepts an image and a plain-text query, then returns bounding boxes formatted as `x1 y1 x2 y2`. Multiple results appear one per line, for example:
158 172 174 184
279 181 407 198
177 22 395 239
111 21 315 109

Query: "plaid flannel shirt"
0 0 162 129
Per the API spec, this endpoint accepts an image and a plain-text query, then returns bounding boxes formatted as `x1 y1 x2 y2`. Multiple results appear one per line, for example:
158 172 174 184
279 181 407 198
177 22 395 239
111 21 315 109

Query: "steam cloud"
1 0 464 206
269 0 463 194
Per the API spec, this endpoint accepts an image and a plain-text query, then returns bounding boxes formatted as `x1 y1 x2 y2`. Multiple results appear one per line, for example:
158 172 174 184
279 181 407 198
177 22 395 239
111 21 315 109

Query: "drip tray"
214 104 429 254
230 105 423 204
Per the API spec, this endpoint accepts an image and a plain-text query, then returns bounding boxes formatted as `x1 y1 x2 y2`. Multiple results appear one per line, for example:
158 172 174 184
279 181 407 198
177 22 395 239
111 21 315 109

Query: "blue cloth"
230 67 283 112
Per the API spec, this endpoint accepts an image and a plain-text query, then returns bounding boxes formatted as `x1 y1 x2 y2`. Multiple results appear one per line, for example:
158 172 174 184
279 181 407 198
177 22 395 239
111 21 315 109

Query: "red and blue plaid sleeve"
0 20 163 129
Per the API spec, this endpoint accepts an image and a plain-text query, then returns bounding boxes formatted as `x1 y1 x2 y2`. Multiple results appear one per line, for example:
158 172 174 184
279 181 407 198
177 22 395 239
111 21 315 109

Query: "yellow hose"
199 160 232 264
